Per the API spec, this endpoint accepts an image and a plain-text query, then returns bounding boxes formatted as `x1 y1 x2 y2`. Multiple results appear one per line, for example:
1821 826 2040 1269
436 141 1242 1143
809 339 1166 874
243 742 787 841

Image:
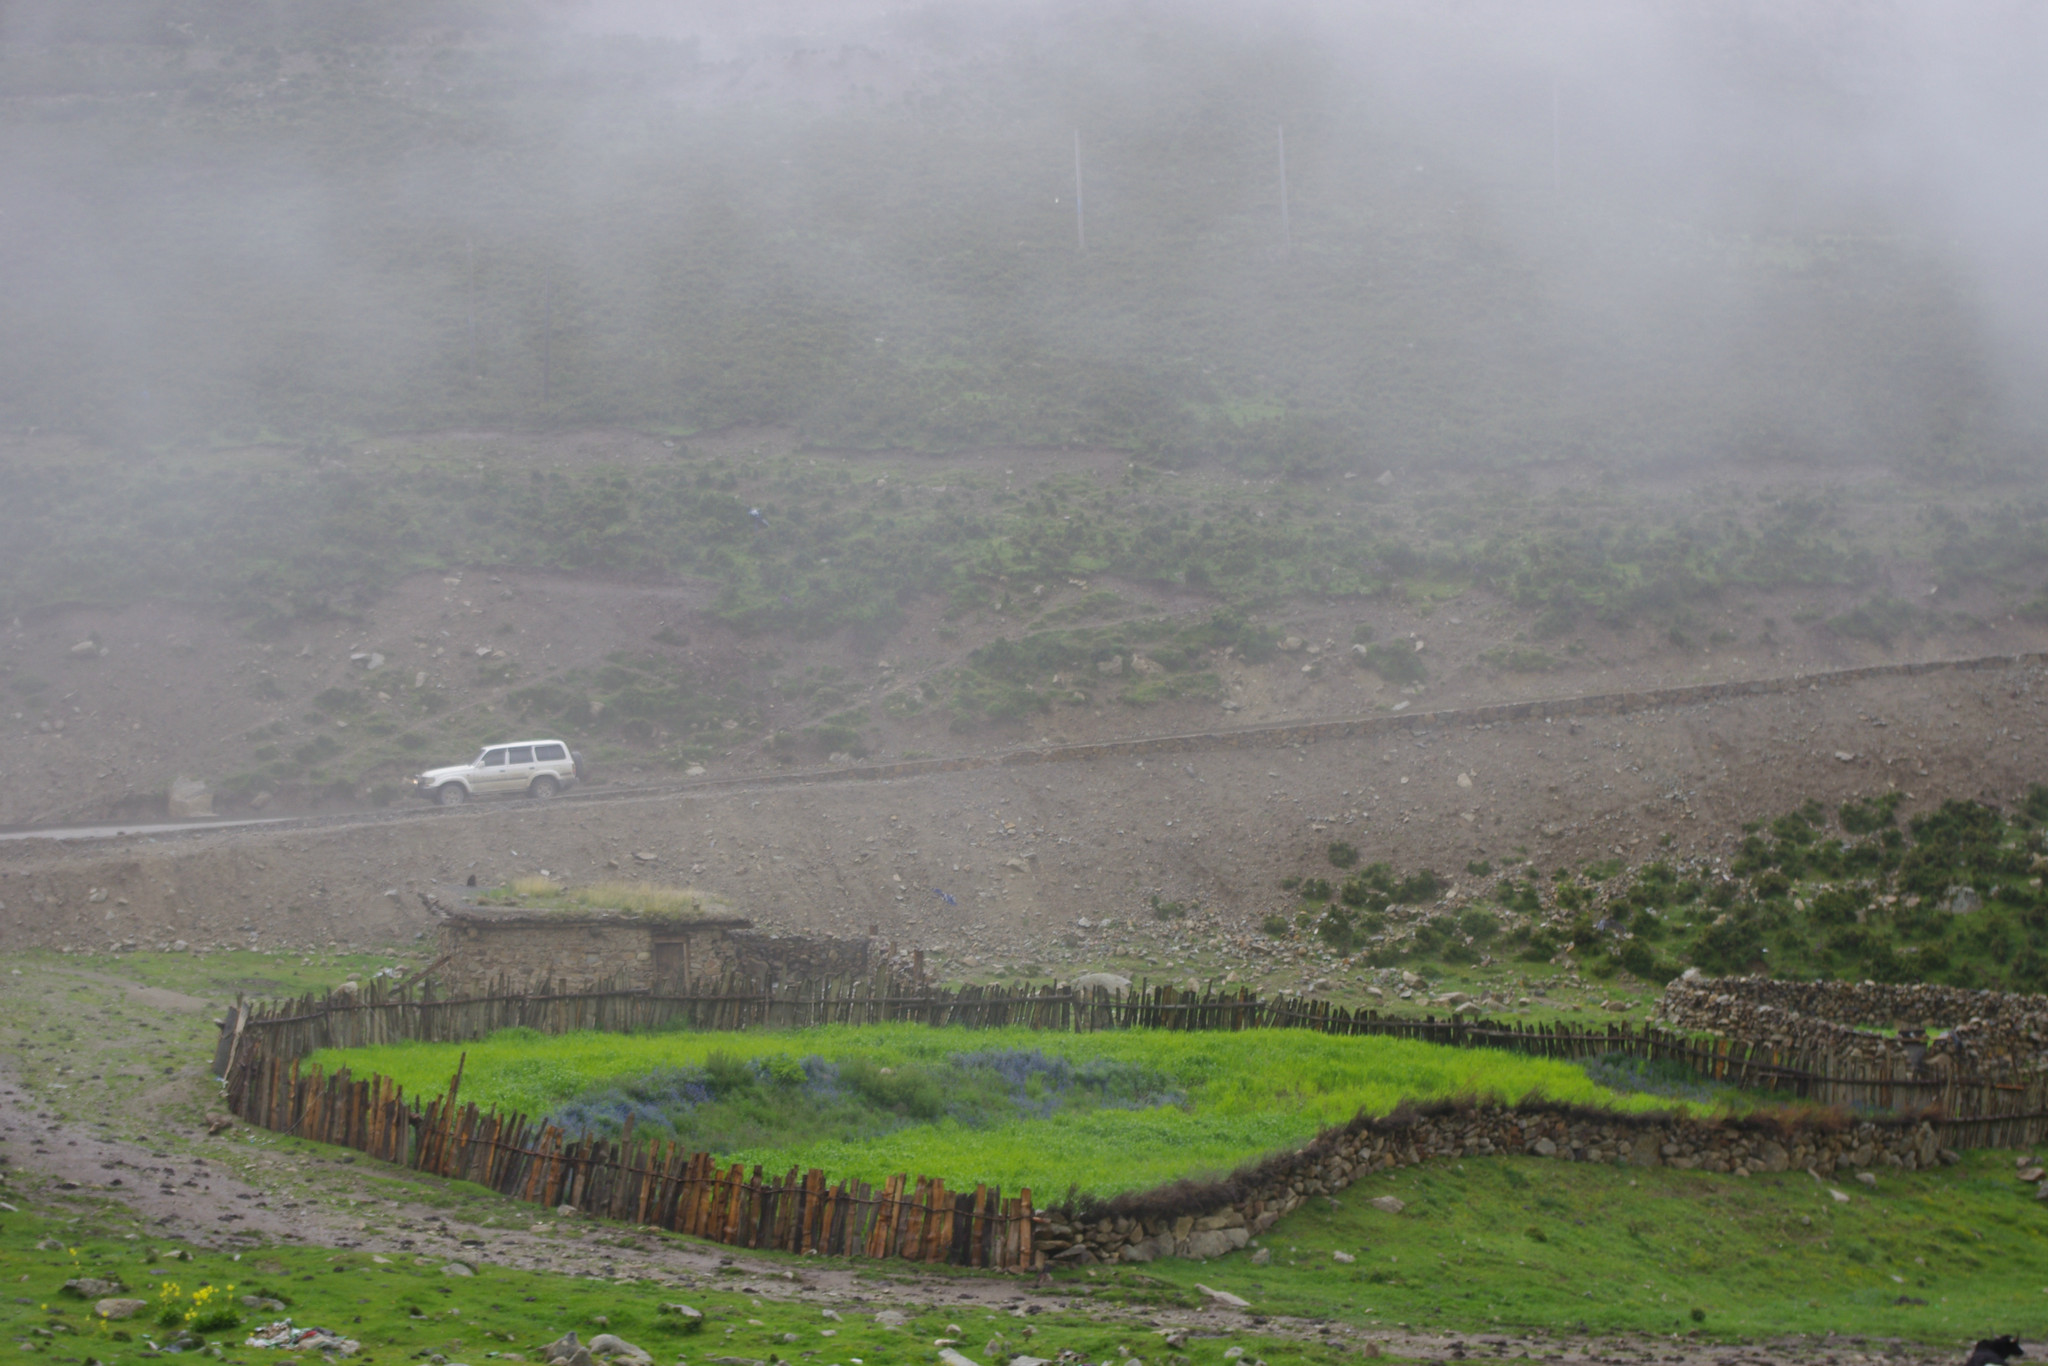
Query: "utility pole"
540 268 554 405
465 238 478 378
1277 125 1292 255
1073 130 1087 253
1551 76 1562 197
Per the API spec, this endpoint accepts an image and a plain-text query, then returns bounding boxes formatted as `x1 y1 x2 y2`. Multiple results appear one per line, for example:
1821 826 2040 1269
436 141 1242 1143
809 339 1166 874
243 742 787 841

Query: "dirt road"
0 653 2041 969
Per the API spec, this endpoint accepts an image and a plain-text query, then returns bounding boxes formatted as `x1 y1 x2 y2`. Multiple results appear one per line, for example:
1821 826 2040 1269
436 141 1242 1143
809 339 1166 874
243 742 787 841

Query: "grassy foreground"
1132 1147 2048 1343
3 1130 2039 1358
0 1185 1349 1366
313 1024 1679 1198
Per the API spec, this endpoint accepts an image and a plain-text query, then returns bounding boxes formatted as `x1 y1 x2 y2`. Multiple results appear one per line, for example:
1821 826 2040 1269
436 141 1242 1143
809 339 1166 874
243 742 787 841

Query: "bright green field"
312 1025 1686 1198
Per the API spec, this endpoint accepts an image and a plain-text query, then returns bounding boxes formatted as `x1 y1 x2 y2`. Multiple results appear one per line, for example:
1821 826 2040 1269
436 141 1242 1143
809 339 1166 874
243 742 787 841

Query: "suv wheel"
529 775 559 800
436 783 468 807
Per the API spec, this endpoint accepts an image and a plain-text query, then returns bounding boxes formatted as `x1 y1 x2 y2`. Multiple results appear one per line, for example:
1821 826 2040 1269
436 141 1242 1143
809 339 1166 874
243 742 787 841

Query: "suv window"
480 748 509 766
535 743 567 761
508 745 535 764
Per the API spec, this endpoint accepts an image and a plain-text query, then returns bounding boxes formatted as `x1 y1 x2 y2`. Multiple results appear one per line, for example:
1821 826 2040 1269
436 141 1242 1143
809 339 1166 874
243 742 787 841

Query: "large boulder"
1071 972 1132 993
544 1331 595 1366
589 1333 651 1364
166 775 213 819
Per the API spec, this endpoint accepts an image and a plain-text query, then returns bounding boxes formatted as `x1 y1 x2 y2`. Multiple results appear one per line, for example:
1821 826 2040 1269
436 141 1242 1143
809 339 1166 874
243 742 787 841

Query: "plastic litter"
245 1319 362 1355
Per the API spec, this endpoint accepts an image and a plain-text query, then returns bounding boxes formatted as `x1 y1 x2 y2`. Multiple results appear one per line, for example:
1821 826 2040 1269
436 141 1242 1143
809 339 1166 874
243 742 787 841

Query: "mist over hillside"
3 0 2044 474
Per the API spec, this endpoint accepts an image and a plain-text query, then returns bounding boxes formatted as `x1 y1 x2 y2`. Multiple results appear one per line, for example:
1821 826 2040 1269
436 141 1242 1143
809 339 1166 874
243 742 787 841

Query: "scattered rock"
62 1275 126 1301
1856 1171 1879 1189
1194 1283 1251 1310
1248 1247 1271 1266
657 1303 703 1330
93 1298 148 1320
1370 1196 1406 1214
1942 885 1983 915
1829 1188 1851 1203
874 1311 909 1328
69 639 99 657
1331 1250 1355 1263
938 1350 981 1366
443 1261 474 1276
685 765 707 777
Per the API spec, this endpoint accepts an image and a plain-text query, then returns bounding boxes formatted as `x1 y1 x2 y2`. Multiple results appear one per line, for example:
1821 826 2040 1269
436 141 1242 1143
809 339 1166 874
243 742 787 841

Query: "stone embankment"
1034 1101 1950 1265
1655 973 2048 1076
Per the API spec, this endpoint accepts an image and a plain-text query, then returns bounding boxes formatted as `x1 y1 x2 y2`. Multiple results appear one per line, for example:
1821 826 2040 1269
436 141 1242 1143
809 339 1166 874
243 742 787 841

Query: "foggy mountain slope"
5 427 2048 830
1 0 2042 472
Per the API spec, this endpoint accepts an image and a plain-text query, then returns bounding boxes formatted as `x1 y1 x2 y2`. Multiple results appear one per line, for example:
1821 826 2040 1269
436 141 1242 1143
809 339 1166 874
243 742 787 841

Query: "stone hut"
433 897 873 995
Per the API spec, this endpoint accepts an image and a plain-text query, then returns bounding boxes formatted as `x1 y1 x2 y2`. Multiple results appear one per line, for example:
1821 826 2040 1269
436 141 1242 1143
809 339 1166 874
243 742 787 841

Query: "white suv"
412 739 583 805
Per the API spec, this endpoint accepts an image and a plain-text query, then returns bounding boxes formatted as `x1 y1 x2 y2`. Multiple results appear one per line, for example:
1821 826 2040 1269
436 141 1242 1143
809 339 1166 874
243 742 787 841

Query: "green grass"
1135 1148 2048 1344
312 1025 1689 1199
0 949 427 1125
0 1184 1356 1366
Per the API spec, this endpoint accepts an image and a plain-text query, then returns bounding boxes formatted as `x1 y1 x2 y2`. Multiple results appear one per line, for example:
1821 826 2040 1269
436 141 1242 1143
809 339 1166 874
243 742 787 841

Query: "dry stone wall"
1037 1101 1952 1266
1655 973 2048 1076
436 919 676 995
729 931 871 983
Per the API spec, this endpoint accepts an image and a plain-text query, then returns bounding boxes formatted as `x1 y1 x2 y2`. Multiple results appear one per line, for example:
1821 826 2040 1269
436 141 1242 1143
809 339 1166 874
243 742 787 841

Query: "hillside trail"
0 1067 1977 1366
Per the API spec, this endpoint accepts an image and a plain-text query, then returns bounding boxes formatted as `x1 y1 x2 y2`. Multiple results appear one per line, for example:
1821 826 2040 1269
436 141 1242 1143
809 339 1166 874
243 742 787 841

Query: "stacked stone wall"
1036 1101 1952 1265
731 931 871 983
1655 974 2048 1076
436 921 664 995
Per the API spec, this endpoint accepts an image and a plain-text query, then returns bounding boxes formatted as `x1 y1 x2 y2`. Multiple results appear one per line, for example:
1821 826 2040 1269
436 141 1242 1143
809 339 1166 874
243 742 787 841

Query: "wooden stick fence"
215 973 2048 1261
226 1048 1036 1270
216 973 2048 1120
